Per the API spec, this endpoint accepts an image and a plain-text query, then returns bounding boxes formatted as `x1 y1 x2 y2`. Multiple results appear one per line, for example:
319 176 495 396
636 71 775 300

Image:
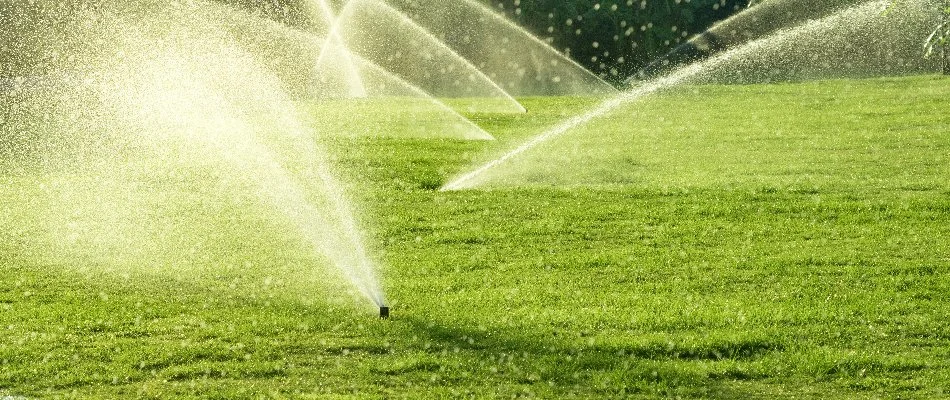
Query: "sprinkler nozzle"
379 306 389 319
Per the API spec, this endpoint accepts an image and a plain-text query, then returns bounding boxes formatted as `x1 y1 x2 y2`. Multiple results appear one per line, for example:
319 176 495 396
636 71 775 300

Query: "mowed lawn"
1 75 949 398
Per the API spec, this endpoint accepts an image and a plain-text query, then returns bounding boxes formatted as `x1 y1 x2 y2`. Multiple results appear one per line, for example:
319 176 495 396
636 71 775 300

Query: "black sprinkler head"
379 306 389 319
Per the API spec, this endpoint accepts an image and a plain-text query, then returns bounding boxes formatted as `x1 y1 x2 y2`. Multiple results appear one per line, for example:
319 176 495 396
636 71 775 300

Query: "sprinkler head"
379 306 389 319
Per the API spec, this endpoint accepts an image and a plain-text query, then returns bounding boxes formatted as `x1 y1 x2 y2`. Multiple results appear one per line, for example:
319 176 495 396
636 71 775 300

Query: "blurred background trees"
485 0 747 83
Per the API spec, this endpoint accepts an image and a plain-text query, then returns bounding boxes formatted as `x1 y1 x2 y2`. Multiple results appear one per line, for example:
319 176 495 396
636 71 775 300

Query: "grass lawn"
1 75 949 398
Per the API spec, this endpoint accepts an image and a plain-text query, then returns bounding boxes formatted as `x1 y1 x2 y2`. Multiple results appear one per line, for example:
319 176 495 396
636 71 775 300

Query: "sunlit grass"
1 75 949 398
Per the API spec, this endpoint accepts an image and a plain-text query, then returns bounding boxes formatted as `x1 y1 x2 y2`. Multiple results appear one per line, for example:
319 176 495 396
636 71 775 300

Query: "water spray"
441 0 934 191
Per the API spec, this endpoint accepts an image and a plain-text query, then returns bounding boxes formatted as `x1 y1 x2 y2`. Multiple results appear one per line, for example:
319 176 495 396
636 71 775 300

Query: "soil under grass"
1 75 949 398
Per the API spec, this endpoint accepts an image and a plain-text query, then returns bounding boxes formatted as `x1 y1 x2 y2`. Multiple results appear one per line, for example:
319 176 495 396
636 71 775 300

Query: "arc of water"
453 0 616 94
234 7 495 140
351 56 496 140
105 6 387 307
235 1 385 304
305 146 387 306
441 0 905 191
310 0 368 98
635 0 869 80
440 77 679 190
334 0 526 113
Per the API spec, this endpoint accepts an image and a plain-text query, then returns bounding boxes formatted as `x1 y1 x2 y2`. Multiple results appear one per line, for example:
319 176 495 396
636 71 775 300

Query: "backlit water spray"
638 0 867 77
2 0 387 310
441 0 938 191
385 0 616 95
333 0 527 113
439 71 695 191
109 6 389 309
310 0 368 98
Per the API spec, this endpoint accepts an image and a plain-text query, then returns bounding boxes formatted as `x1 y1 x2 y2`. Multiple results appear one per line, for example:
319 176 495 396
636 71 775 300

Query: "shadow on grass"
389 315 784 397
0 253 776 397
9 252 929 398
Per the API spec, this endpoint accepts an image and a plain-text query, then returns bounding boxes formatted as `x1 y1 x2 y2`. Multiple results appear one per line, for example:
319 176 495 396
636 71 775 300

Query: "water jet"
637 0 867 79
332 0 527 113
442 0 941 190
1 0 389 309
386 0 617 96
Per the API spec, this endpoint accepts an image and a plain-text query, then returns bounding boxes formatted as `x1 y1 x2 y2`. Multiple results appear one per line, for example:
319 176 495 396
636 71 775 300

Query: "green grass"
2 75 950 398
470 76 950 190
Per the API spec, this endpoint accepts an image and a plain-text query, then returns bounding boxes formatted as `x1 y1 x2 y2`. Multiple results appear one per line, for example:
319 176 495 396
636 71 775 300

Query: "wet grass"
2 75 950 398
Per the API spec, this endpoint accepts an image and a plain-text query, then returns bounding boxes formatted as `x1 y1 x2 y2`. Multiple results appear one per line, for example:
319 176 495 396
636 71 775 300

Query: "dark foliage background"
483 0 747 83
